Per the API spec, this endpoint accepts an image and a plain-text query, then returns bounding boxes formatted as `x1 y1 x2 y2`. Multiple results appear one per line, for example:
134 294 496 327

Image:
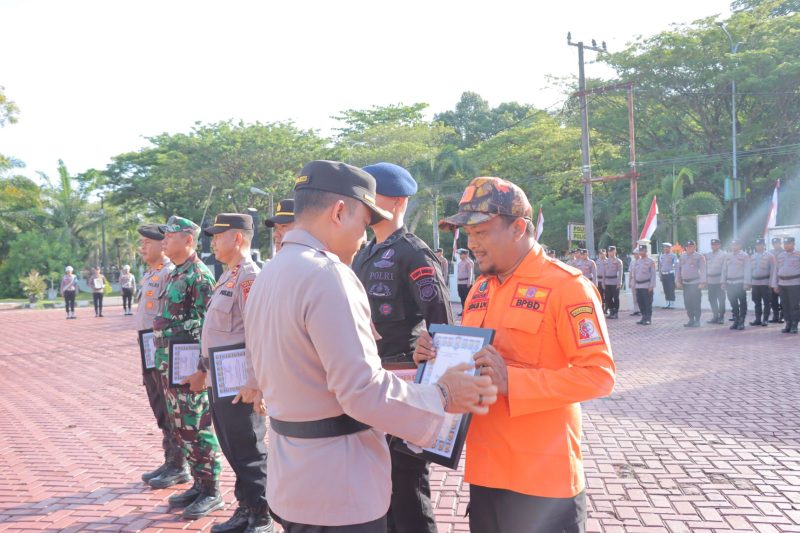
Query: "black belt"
681 277 699 283
779 273 800 280
726 277 743 282
752 275 770 280
270 414 371 439
661 272 675 275
635 279 651 283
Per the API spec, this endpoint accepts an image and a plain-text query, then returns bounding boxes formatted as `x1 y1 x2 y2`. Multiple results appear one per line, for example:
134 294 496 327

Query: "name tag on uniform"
168 340 201 386
138 329 156 371
208 343 248 402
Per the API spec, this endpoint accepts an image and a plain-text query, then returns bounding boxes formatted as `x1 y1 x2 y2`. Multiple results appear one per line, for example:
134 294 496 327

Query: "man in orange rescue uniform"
417 177 616 532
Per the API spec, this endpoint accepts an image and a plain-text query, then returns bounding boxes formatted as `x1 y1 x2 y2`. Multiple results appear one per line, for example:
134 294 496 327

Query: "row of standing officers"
566 237 800 333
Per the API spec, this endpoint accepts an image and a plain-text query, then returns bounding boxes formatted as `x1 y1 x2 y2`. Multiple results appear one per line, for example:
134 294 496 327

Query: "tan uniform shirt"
631 256 656 289
750 251 775 286
134 260 174 331
244 229 445 527
705 250 727 284
89 274 107 293
119 273 136 291
772 250 800 288
676 252 706 285
721 251 751 285
457 257 475 285
603 257 623 287
200 257 260 387
574 258 597 284
59 274 78 294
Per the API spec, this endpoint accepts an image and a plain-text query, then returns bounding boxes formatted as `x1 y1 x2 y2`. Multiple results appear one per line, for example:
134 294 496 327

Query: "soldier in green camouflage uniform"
149 216 224 520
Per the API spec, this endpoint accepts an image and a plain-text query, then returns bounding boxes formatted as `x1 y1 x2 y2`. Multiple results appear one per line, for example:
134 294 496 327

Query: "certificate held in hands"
168 339 201 387
138 329 156 372
208 343 249 403
391 323 495 469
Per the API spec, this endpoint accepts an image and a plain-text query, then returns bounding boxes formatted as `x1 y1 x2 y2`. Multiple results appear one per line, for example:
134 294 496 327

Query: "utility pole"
568 33 607 256
432 191 440 251
100 195 107 274
717 22 742 239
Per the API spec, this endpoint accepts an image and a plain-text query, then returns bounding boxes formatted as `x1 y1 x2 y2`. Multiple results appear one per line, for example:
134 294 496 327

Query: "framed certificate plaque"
137 329 156 372
208 343 249 402
168 339 201 387
391 323 495 469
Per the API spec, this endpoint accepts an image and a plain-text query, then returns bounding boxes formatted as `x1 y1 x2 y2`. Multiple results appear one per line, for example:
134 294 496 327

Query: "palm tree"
40 159 98 247
646 167 724 245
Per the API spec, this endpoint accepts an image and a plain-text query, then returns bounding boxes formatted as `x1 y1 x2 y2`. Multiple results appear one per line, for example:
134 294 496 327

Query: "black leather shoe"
211 504 250 533
736 322 745 330
750 320 762 326
244 511 274 533
791 325 799 334
631 312 641 316
644 319 652 325
684 321 694 327
182 489 224 520
691 320 701 327
169 482 201 508
706 318 717 324
636 319 645 325
730 322 738 330
761 321 768 326
142 462 169 483
148 465 191 489
782 326 791 333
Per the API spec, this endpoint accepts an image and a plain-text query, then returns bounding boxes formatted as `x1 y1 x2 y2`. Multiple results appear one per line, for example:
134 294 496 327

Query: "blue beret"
362 162 418 197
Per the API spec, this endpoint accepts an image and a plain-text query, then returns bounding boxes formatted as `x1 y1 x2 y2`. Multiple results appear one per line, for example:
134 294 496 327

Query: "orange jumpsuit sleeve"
506 280 616 417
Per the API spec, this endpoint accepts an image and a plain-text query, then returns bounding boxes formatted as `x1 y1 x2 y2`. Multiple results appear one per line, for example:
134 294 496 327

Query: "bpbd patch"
509 283 550 313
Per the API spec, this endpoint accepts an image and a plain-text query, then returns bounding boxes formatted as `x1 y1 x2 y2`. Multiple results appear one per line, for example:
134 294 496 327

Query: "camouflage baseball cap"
439 177 532 231
158 215 200 238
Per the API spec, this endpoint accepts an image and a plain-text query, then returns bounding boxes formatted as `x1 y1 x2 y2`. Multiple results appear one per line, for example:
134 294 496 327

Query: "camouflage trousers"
155 347 222 488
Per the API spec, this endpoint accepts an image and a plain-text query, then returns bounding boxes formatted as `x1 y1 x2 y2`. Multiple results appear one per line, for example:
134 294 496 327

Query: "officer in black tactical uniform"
352 162 453 533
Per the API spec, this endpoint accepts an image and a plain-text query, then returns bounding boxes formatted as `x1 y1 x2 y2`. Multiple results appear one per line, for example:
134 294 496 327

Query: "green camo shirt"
152 253 215 341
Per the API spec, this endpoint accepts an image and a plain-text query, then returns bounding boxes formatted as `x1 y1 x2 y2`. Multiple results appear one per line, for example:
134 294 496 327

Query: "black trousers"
143 369 184 467
274 514 386 533
771 289 783 320
707 283 726 317
457 284 471 309
780 285 800 326
469 485 585 533
751 285 772 320
92 292 103 314
122 288 133 311
210 397 268 511
603 285 620 314
683 283 702 320
661 273 676 301
63 290 76 313
387 444 436 533
635 288 653 319
726 283 747 321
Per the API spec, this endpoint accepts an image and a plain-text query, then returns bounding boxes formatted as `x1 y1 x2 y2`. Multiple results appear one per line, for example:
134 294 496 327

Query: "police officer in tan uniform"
768 237 785 323
721 239 751 330
264 199 295 253
750 238 775 326
676 240 706 327
244 160 497 532
602 246 623 319
188 213 272 533
705 238 727 324
772 236 800 334
134 224 181 484
631 245 656 325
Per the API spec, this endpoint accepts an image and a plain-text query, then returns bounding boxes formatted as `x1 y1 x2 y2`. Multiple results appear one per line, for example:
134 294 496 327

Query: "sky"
0 0 732 181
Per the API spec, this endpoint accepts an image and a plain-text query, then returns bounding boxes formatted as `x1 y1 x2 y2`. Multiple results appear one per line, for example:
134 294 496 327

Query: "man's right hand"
675 282 682 289
413 330 436 366
437 363 497 416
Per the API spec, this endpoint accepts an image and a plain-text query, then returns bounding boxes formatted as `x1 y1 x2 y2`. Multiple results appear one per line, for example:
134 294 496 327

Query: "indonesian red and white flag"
764 179 780 238
535 206 544 241
639 196 659 241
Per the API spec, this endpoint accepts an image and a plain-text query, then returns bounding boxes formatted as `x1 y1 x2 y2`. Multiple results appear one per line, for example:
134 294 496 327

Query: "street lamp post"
717 22 743 239
250 186 274 258
99 195 107 274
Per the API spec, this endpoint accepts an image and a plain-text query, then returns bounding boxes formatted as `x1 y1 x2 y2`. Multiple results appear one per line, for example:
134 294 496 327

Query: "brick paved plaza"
1 304 799 532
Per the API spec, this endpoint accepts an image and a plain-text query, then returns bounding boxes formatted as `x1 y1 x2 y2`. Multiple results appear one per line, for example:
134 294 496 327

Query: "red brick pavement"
1 306 799 532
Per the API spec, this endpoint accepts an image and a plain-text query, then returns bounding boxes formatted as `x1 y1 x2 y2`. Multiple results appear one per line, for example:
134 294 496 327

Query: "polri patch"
416 278 438 302
509 283 550 313
240 279 253 302
379 303 393 316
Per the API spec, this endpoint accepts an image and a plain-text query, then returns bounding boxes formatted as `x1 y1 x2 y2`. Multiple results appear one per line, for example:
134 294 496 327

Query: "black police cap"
203 213 254 236
772 237 782 244
265 199 295 228
755 238 766 245
294 160 392 225
607 245 616 251
138 223 165 241
638 244 648 251
685 240 696 246
784 236 796 244
711 238 721 245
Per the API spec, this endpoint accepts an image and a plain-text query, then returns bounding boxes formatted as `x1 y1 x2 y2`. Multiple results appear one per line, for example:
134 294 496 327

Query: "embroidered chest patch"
509 283 550 313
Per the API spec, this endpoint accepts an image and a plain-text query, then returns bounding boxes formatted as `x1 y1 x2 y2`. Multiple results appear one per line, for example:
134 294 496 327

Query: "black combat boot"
730 316 739 330
736 318 745 330
168 481 202 508
791 322 799 334
148 464 191 489
750 313 762 326
244 506 274 533
142 462 169 483
182 483 224 520
211 503 250 533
